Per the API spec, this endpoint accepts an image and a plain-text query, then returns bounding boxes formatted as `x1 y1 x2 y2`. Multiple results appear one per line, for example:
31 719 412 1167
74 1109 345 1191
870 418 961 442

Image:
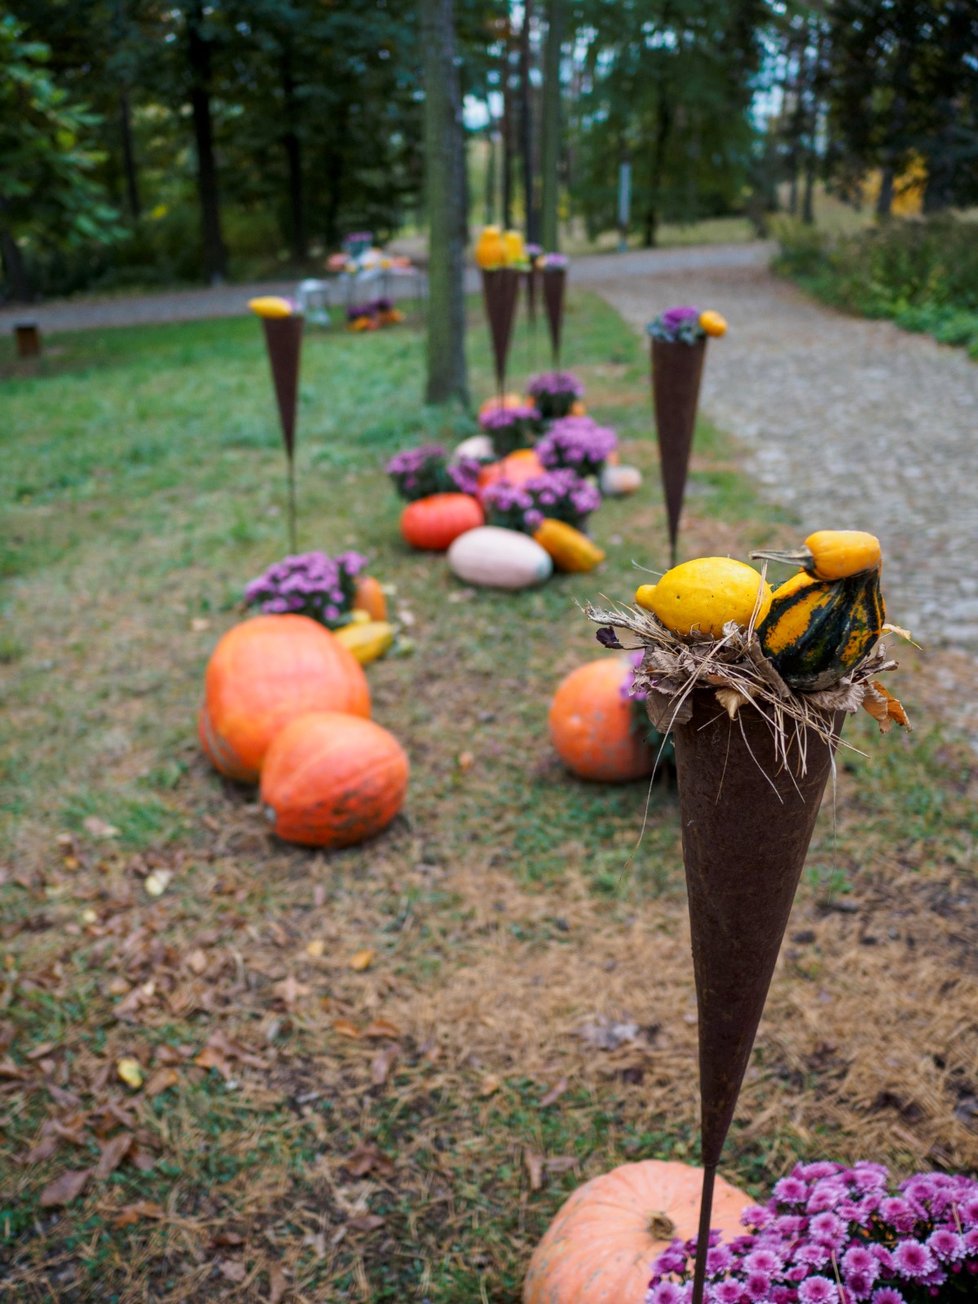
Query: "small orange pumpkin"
478 392 526 419
261 712 409 848
549 658 653 783
201 615 370 783
476 449 546 496
400 493 484 551
353 575 388 622
524 1160 751 1304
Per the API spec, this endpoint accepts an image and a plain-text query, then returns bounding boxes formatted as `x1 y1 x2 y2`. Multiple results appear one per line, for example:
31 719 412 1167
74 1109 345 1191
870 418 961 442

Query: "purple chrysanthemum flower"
526 369 585 419
243 549 366 630
892 1239 935 1279
798 1277 838 1303
869 1290 906 1304
774 1177 809 1204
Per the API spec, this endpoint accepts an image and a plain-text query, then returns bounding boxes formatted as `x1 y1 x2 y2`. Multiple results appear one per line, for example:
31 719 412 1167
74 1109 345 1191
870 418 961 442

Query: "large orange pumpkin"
260 712 409 848
524 1160 751 1304
549 658 654 783
201 615 370 782
476 448 546 496
400 493 484 551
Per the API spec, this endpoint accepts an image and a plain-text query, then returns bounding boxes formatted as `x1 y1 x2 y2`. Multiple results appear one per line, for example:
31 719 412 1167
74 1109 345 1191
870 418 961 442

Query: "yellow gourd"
475 226 507 270
635 557 772 638
333 621 395 665
532 519 606 572
699 310 728 337
247 296 294 318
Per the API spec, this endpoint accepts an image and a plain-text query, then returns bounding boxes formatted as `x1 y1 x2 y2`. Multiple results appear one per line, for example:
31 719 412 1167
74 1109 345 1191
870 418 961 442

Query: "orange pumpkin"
201 615 370 783
549 658 653 783
476 449 546 496
400 493 484 551
524 1160 751 1304
353 575 388 622
261 712 409 848
478 392 526 420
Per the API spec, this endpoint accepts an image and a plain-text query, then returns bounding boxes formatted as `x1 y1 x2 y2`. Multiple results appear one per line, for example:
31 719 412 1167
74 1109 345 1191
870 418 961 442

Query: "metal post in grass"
249 296 304 553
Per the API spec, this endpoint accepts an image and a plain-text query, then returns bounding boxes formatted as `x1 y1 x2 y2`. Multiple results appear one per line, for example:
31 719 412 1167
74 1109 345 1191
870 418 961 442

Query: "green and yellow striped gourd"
753 530 886 690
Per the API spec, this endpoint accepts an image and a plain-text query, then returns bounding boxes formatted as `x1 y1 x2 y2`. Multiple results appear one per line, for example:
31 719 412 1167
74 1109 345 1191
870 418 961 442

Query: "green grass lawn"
1 296 976 1302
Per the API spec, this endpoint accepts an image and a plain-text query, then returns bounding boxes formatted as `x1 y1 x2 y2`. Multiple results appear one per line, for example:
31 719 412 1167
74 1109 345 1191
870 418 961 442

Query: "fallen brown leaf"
40 1167 92 1208
112 1200 164 1227
145 1066 180 1099
83 816 120 839
347 1213 385 1233
349 949 375 972
479 1074 501 1098
370 1045 399 1087
95 1133 133 1180
331 1018 360 1039
524 1150 544 1192
363 1018 401 1039
539 1077 569 1108
273 975 310 1007
218 1258 247 1283
267 1262 289 1304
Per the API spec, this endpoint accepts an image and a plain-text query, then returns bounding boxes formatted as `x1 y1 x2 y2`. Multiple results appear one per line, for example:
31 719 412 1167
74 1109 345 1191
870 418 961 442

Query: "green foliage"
0 17 121 265
775 215 978 355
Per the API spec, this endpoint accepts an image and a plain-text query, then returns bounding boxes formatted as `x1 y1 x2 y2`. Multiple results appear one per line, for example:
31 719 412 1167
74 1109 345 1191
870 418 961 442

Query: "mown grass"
1 294 976 1302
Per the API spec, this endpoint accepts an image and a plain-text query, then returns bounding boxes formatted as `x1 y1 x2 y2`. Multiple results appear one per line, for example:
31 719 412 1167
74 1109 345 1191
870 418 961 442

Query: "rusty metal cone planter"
260 315 304 552
481 268 521 400
650 337 706 567
542 266 567 365
665 688 843 1304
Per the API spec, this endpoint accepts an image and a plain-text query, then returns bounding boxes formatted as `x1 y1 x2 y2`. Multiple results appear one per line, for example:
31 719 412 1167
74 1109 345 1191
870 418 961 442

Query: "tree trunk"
644 98 673 249
485 125 497 225
876 163 894 218
540 0 562 251
281 46 307 262
0 225 33 302
518 0 537 241
119 90 141 220
501 41 513 229
187 0 228 284
421 0 468 406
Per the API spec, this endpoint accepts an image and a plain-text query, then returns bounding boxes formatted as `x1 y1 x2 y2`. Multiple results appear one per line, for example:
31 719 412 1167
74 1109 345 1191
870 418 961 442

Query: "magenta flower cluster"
540 252 569 270
346 296 393 321
537 415 618 477
478 403 540 456
244 550 367 629
482 467 601 533
647 1161 978 1304
527 370 585 419
386 444 480 501
648 304 704 345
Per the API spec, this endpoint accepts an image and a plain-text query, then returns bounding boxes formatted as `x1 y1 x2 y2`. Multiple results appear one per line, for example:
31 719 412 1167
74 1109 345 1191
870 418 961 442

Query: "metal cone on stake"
249 296 304 552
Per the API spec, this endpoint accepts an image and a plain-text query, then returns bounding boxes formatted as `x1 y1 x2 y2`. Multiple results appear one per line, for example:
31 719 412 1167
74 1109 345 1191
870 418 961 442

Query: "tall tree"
421 0 468 405
540 0 563 249
184 0 227 282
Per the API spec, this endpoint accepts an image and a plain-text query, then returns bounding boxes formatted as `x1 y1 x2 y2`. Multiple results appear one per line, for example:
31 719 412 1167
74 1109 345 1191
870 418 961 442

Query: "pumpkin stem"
648 1211 677 1240
750 545 813 570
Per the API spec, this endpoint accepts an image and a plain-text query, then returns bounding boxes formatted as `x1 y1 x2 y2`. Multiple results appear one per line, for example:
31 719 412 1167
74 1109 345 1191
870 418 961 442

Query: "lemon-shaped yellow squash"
475 226 506 270
248 295 294 318
699 310 727 338
635 557 772 638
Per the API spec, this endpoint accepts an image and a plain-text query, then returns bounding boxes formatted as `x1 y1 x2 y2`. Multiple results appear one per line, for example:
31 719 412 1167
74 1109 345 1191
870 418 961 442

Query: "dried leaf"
40 1167 92 1207
195 1046 232 1079
305 938 326 959
0 1059 29 1080
370 1045 398 1087
116 1058 144 1090
273 975 310 1007
862 680 911 733
128 1144 156 1173
362 1018 401 1039
332 1019 360 1039
457 751 475 772
186 949 208 975
218 1258 247 1284
539 1077 569 1108
145 1066 180 1099
144 870 172 897
349 949 375 972
575 1017 639 1051
347 1213 385 1233
479 1074 501 1098
112 1200 164 1227
267 1263 288 1304
83 816 120 839
524 1150 544 1191
545 1156 578 1174
95 1133 133 1180
343 1143 396 1179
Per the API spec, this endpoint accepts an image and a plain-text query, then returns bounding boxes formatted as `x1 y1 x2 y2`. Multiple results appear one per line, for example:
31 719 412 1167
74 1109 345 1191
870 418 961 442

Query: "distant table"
295 266 426 326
